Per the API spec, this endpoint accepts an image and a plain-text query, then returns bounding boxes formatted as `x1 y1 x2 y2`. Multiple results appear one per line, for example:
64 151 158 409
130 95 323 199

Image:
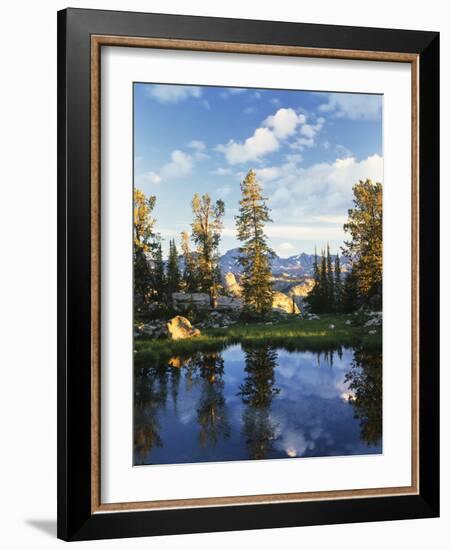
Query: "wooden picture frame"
57 7 439 541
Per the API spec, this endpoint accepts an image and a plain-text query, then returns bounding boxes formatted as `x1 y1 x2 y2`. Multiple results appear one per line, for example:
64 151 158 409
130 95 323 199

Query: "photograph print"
133 83 383 466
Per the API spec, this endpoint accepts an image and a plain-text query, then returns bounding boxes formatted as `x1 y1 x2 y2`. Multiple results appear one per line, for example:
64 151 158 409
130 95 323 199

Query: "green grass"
134 314 381 366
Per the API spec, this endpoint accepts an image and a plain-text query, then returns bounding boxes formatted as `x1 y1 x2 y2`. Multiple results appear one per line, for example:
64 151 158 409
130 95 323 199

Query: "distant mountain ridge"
219 248 348 278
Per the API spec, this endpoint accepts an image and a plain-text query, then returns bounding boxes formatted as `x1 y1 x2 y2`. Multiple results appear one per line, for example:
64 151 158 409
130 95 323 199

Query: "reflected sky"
134 344 382 465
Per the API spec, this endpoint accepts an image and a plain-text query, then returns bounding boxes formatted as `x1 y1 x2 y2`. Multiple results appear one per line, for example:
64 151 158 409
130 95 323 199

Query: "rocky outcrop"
272 291 300 314
224 272 242 297
172 292 211 310
166 316 201 340
216 295 243 311
288 278 315 298
172 291 242 312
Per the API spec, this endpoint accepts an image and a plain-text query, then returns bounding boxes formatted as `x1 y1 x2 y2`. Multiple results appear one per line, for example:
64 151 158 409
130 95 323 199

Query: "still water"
134 345 382 465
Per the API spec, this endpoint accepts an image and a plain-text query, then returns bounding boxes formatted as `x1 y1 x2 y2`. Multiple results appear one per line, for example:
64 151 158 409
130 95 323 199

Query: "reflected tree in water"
194 352 231 448
238 346 280 460
345 346 382 445
133 367 166 464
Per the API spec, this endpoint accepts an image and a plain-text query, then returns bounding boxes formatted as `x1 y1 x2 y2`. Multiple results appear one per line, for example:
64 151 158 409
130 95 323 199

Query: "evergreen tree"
180 231 198 292
341 267 359 313
342 179 382 308
191 193 225 307
318 250 328 313
213 260 223 297
166 239 181 295
326 243 334 310
153 242 166 301
334 253 342 312
306 247 320 313
238 345 280 459
133 189 157 304
235 169 274 317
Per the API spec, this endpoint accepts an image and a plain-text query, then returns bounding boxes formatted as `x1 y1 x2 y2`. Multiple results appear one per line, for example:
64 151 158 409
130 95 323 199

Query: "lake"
134 344 382 465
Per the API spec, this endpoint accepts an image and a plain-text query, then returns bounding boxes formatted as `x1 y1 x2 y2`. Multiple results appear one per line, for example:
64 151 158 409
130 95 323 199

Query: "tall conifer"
166 239 181 295
235 170 274 317
191 193 224 308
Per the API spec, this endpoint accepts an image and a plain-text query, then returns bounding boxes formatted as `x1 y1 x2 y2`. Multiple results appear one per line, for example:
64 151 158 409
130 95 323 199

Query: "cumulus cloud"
146 85 202 104
138 150 193 185
160 150 193 180
290 118 325 150
216 127 279 165
216 108 315 165
263 108 306 139
319 93 382 120
140 171 161 185
187 140 209 159
267 154 383 222
187 140 206 151
255 166 281 182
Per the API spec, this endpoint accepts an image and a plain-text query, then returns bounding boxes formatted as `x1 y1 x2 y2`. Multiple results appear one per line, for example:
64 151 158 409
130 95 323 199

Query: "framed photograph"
57 8 439 541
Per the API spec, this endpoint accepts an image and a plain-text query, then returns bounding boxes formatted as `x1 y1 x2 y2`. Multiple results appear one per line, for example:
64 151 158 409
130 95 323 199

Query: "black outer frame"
57 8 439 542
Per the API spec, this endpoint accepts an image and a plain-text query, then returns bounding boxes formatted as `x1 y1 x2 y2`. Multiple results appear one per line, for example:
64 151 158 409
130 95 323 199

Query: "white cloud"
284 153 303 164
216 108 312 165
187 140 209 159
319 93 382 120
216 127 279 165
290 118 325 150
187 140 206 151
255 166 281 182
264 108 306 139
146 85 202 104
279 242 295 251
267 154 383 222
140 171 161 185
300 124 316 138
139 150 193 185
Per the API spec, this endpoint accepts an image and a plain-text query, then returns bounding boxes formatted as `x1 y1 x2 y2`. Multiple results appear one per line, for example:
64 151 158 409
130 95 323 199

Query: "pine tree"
166 239 181 295
191 193 225 307
153 242 166 301
341 267 359 313
326 243 334 311
133 189 157 304
235 169 274 317
334 253 342 312
306 247 320 313
318 250 328 313
180 231 198 292
342 179 382 308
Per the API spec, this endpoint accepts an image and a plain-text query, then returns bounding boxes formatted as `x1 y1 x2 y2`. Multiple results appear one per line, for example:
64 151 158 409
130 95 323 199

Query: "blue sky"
134 83 383 257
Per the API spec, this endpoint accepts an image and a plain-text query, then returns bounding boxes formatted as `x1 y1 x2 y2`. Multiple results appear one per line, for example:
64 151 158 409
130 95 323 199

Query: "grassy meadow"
134 314 382 367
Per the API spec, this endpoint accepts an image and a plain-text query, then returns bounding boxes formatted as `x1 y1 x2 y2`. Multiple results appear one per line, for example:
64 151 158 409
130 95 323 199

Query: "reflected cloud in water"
134 344 382 465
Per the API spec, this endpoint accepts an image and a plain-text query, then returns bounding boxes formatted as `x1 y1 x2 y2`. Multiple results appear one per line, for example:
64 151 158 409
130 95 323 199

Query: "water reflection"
194 353 231 448
133 344 382 465
345 346 382 445
238 346 280 460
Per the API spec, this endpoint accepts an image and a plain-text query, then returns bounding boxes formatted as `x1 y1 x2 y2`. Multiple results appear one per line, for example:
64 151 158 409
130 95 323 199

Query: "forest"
133 168 383 465
134 169 382 340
